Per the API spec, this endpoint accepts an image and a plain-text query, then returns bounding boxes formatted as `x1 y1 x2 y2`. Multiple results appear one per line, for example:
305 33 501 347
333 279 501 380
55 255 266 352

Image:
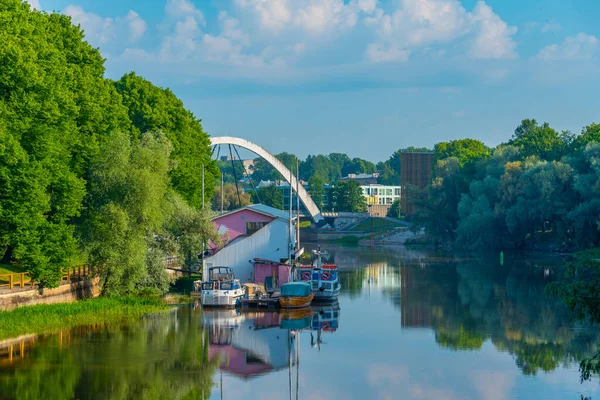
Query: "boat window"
209 268 234 281
201 282 213 290
220 282 233 290
246 221 267 235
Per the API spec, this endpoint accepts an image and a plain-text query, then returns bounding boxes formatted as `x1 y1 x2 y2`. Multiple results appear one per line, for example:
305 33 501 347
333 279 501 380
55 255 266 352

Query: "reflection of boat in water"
311 302 340 332
279 282 314 308
203 310 297 379
310 302 341 351
195 267 244 308
280 308 313 330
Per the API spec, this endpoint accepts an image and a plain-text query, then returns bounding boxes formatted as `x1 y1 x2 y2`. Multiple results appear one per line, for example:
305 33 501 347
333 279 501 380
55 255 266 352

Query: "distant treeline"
0 1 219 292
220 148 431 186
411 120 600 251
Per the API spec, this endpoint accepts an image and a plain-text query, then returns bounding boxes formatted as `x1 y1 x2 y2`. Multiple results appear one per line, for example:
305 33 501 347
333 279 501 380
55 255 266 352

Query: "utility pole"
289 168 293 263
296 158 300 251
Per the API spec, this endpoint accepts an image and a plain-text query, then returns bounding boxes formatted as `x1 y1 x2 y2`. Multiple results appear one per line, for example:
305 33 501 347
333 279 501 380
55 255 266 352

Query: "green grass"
0 296 169 341
350 217 400 232
0 263 24 276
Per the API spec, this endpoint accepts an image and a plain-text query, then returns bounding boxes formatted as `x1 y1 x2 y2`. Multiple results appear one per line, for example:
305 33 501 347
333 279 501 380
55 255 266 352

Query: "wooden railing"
60 264 95 282
0 264 97 291
0 272 34 290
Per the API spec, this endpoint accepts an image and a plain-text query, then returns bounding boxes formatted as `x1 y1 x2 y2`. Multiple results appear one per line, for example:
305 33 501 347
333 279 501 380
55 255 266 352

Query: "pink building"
204 204 297 284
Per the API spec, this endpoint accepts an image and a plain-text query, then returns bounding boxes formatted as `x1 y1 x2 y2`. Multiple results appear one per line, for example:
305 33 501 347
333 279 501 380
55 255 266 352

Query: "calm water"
1 246 599 400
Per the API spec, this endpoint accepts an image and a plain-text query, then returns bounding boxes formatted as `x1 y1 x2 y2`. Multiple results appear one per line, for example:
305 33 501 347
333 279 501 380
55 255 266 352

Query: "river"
0 245 599 399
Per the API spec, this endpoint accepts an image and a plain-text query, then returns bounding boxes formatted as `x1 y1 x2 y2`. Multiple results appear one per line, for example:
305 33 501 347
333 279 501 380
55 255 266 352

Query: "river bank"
0 296 169 341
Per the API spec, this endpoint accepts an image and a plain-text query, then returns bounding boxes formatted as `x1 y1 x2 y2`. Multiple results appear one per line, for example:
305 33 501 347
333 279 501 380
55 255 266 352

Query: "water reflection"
0 247 599 399
0 310 220 400
201 303 341 378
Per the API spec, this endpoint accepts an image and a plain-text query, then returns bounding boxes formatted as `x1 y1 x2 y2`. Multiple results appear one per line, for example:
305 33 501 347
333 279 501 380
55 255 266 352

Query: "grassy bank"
0 296 169 341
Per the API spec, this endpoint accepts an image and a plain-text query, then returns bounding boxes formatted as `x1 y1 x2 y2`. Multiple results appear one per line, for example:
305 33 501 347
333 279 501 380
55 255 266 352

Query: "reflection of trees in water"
0 308 219 400
396 255 600 376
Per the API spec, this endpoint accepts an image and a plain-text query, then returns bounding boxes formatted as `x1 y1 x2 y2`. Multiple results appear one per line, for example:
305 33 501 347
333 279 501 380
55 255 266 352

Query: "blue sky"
28 0 600 162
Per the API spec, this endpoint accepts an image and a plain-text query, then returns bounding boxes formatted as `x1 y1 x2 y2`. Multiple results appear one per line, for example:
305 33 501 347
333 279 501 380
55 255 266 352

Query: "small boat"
279 282 314 308
196 266 245 308
297 248 341 302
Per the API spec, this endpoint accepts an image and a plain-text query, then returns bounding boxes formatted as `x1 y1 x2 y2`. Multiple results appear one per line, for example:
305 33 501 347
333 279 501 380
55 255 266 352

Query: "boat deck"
239 297 279 308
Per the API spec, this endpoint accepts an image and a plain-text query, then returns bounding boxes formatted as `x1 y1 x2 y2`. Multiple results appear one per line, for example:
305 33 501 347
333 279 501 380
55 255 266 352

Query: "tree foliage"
329 180 367 212
251 184 284 210
0 2 219 291
114 73 218 209
414 120 600 252
211 183 251 211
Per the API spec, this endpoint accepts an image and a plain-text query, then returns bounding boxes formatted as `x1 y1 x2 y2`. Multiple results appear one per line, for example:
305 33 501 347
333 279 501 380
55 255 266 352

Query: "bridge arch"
210 136 323 222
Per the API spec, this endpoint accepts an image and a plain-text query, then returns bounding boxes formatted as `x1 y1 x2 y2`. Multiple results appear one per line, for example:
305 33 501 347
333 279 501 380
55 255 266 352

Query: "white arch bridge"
210 136 323 223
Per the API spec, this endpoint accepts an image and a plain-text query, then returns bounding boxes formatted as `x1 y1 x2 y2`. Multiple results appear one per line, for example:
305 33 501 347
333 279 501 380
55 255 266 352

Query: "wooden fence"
0 264 96 290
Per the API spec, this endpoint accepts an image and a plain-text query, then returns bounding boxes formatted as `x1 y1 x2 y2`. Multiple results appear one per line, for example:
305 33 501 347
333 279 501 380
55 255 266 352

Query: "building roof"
340 173 379 180
214 203 290 222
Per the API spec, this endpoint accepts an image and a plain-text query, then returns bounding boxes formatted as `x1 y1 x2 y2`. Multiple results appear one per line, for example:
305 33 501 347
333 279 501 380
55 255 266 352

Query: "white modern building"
361 184 401 206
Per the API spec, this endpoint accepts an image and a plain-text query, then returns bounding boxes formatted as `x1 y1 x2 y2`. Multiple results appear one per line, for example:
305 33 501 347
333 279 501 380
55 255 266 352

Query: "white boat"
297 248 341 302
195 267 245 308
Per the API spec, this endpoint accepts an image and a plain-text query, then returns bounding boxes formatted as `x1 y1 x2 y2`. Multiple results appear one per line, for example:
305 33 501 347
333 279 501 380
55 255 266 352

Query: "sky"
27 0 600 162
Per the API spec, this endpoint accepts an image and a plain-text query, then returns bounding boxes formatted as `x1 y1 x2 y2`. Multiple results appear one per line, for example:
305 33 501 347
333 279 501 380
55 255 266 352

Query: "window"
395 188 401 196
386 197 393 204
246 221 267 235
371 188 378 195
386 188 392 196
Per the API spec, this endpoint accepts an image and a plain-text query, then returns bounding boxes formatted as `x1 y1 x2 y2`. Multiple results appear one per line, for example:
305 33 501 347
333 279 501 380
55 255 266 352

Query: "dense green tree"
210 183 251 212
508 119 569 161
251 184 284 210
308 175 326 210
79 130 173 295
387 200 401 218
329 181 367 212
216 160 246 184
0 0 129 286
434 139 490 168
572 123 600 153
114 73 217 209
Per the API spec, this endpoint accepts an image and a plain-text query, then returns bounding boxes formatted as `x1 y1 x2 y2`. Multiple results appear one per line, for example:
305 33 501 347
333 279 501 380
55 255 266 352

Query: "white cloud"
165 0 205 23
65 5 115 45
469 2 517 59
126 11 147 42
366 0 517 63
64 5 147 46
537 33 598 61
26 0 40 10
471 370 516 400
235 0 291 32
541 21 561 33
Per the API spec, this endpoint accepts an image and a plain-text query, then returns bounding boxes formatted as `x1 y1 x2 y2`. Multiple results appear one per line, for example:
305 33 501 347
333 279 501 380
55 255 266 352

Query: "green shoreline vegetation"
0 297 169 342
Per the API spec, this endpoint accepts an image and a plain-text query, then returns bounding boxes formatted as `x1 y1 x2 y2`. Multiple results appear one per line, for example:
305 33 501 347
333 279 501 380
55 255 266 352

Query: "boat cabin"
199 267 241 291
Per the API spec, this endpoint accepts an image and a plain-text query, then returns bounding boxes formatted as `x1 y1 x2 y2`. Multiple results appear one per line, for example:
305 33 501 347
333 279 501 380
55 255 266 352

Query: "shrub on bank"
0 297 168 341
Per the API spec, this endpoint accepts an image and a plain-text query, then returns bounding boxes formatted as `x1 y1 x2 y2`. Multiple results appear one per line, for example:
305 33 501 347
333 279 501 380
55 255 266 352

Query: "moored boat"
279 282 314 308
196 266 245 308
297 248 341 302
